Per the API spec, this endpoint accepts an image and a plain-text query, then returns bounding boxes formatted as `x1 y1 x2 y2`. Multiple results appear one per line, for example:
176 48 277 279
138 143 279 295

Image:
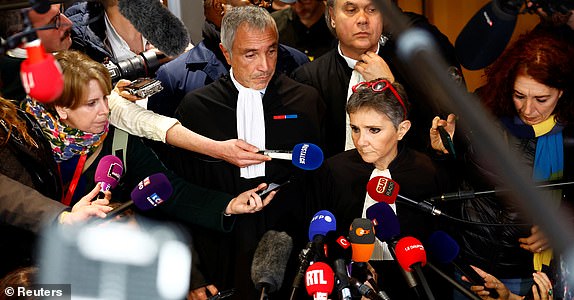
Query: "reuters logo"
355 227 371 236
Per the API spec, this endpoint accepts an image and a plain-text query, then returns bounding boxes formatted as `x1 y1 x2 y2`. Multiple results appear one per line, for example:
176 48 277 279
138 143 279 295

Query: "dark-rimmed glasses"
34 6 63 31
352 79 408 120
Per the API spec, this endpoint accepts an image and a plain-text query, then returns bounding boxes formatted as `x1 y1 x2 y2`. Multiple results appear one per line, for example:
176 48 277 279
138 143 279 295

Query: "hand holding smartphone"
256 179 291 198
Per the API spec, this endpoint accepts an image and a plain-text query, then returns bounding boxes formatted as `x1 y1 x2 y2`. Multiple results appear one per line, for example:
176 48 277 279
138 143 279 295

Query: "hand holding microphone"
59 183 113 226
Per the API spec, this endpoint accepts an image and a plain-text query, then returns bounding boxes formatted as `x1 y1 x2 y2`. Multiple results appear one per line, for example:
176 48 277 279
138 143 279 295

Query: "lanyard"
61 154 87 206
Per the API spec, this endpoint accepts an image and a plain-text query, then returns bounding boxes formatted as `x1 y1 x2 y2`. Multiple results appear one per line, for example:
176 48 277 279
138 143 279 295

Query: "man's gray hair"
220 5 278 57
325 0 336 37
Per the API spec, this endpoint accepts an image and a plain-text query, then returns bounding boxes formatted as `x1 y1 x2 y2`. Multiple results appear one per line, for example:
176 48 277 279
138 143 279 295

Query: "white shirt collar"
337 42 380 69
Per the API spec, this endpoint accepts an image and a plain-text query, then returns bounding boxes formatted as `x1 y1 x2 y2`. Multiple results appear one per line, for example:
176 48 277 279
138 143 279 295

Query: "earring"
331 20 336 27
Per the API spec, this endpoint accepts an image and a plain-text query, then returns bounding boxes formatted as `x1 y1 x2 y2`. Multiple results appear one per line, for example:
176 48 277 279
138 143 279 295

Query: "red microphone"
366 176 399 204
395 236 436 300
20 39 64 103
305 262 334 300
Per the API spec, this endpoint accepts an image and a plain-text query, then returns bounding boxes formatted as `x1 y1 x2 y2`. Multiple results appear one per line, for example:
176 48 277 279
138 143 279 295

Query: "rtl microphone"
454 0 522 70
291 210 336 299
366 176 399 204
305 262 334 300
395 236 436 300
94 155 124 193
20 39 63 103
251 230 293 300
259 143 324 170
118 0 190 57
426 230 498 298
105 172 172 220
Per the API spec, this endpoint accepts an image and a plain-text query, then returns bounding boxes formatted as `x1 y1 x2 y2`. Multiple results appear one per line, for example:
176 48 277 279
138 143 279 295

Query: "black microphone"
349 277 385 300
454 0 522 70
333 259 352 300
251 230 293 300
118 0 190 57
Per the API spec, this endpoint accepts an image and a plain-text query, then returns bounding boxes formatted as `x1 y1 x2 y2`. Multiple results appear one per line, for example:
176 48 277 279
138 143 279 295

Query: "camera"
104 50 165 83
124 77 164 98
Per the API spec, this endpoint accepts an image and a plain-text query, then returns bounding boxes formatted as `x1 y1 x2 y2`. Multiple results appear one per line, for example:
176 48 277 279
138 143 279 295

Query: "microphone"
20 39 63 102
105 173 172 220
118 0 190 57
290 210 336 299
454 0 522 70
259 143 324 171
426 230 499 298
366 202 420 295
305 262 335 300
348 218 375 263
366 176 399 204
395 236 436 300
251 230 293 299
94 155 124 193
366 176 444 216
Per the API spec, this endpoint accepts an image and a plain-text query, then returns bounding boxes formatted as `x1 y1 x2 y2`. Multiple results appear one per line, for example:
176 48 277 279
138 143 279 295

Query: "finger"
447 113 457 123
82 183 102 202
206 285 219 296
114 79 132 89
262 191 276 206
251 193 264 209
235 139 260 152
431 116 440 130
92 198 110 206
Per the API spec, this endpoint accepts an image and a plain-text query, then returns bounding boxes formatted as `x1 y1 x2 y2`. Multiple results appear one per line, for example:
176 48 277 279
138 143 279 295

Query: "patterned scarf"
24 97 108 162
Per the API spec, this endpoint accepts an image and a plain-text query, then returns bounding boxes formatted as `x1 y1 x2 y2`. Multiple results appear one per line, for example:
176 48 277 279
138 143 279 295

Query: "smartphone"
256 180 291 198
125 78 163 98
455 263 499 298
437 126 456 159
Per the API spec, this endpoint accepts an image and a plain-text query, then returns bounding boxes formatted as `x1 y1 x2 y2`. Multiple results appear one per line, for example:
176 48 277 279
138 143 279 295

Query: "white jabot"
338 44 381 151
230 68 267 179
361 168 397 261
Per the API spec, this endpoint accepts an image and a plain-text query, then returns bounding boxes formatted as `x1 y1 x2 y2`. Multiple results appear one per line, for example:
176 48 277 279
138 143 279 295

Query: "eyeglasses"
352 79 408 120
35 7 63 31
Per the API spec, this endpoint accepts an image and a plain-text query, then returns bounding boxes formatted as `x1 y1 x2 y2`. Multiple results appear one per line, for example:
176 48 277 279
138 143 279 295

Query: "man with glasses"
0 3 72 100
147 0 309 118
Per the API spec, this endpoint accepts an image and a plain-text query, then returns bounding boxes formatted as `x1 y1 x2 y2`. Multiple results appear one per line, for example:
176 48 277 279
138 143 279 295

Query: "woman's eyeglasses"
352 79 408 120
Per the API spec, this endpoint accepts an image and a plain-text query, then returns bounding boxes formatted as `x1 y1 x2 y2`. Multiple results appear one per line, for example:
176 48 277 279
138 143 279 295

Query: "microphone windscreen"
94 155 124 191
366 202 400 242
426 230 460 264
130 173 173 211
308 210 336 241
395 236 427 271
455 1 517 70
251 230 293 293
366 176 399 204
348 218 375 263
292 143 324 171
20 42 63 103
118 0 190 57
305 262 335 296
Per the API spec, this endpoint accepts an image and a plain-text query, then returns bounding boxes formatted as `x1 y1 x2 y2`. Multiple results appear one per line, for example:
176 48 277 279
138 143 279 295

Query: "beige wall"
398 0 540 92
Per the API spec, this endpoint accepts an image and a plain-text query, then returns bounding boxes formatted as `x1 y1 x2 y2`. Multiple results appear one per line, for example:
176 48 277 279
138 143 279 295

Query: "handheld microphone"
291 210 336 299
251 230 293 299
395 236 435 300
20 39 63 102
105 173 172 220
94 155 124 193
426 230 499 298
366 176 399 204
366 202 420 294
259 143 324 171
348 218 375 263
118 0 190 57
305 262 335 300
454 0 521 70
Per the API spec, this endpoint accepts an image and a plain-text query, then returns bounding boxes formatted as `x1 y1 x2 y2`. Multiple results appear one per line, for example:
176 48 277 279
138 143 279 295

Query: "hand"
519 225 550 253
187 284 218 300
531 271 553 300
430 114 456 154
214 139 271 168
354 51 395 82
465 265 518 300
60 183 113 225
113 79 142 102
225 183 275 215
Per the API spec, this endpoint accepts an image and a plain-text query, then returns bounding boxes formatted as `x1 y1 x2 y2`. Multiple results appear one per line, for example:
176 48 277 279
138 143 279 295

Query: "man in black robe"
167 6 324 300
